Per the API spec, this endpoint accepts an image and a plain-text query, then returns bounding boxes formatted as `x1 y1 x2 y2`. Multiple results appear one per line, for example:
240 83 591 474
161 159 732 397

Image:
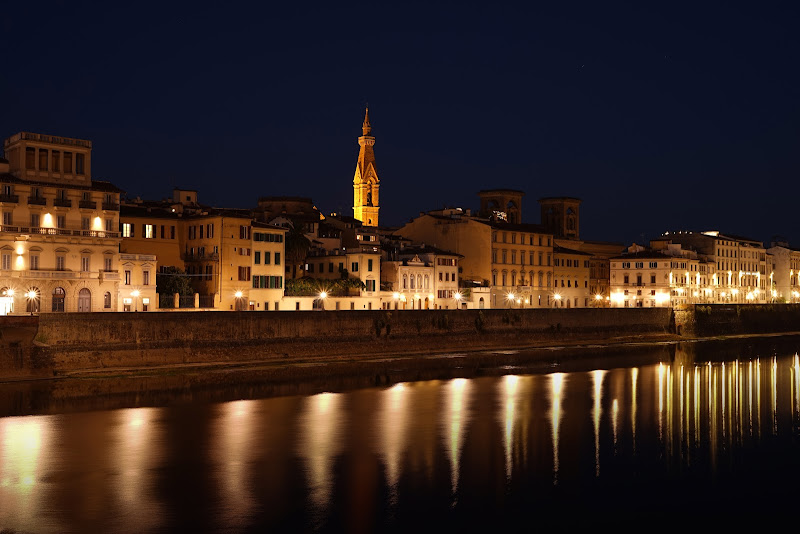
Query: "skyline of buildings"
0 109 798 314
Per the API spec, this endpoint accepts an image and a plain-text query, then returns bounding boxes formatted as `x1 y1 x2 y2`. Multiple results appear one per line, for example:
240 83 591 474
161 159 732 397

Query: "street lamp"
26 289 37 315
506 292 515 309
318 291 328 310
131 289 140 312
454 291 462 310
553 293 561 308
234 290 243 311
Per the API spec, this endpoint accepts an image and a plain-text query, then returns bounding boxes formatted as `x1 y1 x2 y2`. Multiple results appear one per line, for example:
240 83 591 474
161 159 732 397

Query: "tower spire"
353 106 379 227
362 105 371 136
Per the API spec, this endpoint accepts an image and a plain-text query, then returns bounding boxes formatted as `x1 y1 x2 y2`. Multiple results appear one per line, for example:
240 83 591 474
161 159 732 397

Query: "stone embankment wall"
3 307 675 376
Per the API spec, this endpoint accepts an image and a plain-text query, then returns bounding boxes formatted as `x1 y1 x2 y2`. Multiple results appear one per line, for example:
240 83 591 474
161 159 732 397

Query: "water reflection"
298 392 343 528
0 342 799 531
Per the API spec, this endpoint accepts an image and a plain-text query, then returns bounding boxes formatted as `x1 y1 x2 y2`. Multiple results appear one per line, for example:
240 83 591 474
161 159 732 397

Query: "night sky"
3 1 798 247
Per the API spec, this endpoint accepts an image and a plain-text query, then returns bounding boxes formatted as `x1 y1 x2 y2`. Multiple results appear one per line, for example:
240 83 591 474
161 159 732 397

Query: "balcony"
27 197 47 206
79 200 96 209
100 270 120 281
0 225 120 239
101 202 120 211
0 194 19 204
53 198 72 208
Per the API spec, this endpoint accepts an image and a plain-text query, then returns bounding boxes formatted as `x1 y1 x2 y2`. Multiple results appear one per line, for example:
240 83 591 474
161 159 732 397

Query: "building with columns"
352 107 380 227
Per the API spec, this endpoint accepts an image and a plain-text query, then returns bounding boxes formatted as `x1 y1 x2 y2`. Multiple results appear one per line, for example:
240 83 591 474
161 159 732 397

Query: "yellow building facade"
0 132 123 314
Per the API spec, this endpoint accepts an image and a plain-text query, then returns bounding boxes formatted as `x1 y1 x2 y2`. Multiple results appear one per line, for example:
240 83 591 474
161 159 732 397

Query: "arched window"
424 275 429 289
104 292 112 309
511 272 516 286
410 275 415 289
417 275 422 289
403 274 408 289
546 273 552 288
538 272 543 287
52 287 65 312
78 288 91 312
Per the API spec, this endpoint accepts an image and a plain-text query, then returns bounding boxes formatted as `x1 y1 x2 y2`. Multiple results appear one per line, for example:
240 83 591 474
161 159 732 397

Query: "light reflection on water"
1 345 800 532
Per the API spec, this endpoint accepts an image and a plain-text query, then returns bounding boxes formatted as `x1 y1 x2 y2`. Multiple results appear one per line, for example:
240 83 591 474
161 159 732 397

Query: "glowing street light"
454 291 463 309
26 289 38 315
318 290 328 310
131 289 140 312
553 293 561 308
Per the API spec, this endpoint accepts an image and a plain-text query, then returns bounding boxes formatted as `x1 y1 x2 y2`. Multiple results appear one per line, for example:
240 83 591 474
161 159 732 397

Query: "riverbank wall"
2 304 800 381
2 307 674 378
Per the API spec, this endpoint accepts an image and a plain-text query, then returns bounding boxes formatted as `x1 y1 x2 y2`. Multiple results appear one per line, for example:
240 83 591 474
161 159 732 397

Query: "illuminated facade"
352 107 380 227
552 246 591 308
766 239 800 302
609 249 674 308
0 132 123 314
664 231 770 303
380 245 463 310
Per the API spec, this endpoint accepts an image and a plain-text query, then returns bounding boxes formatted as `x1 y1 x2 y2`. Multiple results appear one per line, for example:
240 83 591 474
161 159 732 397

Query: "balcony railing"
101 202 120 211
0 194 19 204
53 198 72 208
79 200 96 209
0 225 120 239
27 197 47 206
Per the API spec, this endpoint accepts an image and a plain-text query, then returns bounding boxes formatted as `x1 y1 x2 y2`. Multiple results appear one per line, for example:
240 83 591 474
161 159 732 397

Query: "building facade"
0 132 123 314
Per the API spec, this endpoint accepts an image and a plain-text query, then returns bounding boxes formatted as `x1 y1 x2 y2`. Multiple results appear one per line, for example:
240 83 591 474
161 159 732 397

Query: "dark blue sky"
2 1 798 247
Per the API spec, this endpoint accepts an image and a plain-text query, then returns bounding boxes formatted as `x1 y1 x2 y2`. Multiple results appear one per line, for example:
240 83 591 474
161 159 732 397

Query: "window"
57 215 66 229
52 287 65 312
254 251 261 264
38 149 48 171
239 225 250 239
52 151 61 172
81 256 90 272
144 224 154 238
143 271 150 285
650 274 656 284
351 261 358 272
368 259 373 271
82 217 90 230
238 266 251 281
1 253 10 270
105 219 113 232
56 255 66 271
274 253 280 265
30 253 39 270
30 213 40 227
104 257 112 271
63 152 72 173
26 148 35 169
366 279 376 291
124 270 131 285
75 153 85 175
170 226 176 239
104 292 111 309
2 212 12 226
122 223 133 237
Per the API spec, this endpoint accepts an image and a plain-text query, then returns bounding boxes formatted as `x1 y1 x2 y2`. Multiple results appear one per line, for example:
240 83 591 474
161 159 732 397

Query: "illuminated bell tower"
353 107 380 227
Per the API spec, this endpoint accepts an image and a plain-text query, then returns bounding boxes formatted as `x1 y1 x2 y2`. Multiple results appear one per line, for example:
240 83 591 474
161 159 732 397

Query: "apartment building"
0 132 123 314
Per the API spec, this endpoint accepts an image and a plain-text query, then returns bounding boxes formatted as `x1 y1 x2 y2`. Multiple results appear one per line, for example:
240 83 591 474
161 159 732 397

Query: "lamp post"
454 291 462 310
26 289 37 315
553 293 561 308
131 289 140 312
318 291 328 310
234 290 243 311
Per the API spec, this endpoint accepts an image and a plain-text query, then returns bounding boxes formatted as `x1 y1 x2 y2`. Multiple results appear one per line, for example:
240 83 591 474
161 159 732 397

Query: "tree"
156 266 194 296
285 223 312 266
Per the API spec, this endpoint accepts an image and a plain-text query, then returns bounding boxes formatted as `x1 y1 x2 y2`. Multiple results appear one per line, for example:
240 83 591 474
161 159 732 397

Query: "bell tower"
353 106 380 227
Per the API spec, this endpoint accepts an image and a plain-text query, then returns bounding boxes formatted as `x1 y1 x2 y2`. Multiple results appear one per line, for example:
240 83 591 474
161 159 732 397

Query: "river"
1 336 799 533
